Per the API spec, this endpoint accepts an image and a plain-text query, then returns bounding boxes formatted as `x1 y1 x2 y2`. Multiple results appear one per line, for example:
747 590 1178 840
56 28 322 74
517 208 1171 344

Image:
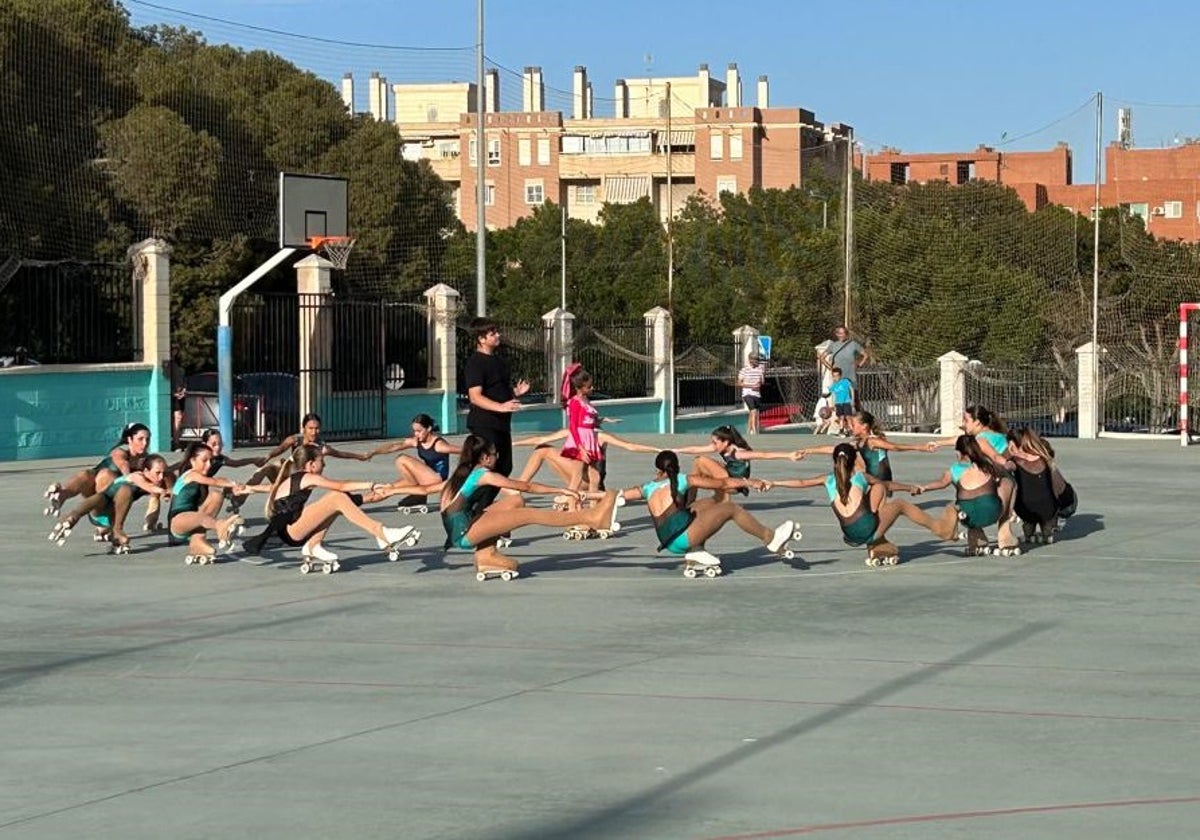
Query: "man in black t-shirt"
463 317 529 506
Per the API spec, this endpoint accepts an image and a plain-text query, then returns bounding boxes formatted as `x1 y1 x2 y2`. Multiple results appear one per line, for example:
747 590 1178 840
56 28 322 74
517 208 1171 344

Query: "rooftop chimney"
726 63 741 107
572 66 588 120
341 73 354 113
614 79 628 118
757 75 769 108
484 68 499 112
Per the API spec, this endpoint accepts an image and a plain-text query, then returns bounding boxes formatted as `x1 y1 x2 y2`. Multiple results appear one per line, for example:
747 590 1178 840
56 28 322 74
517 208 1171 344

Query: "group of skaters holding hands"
39 318 1076 580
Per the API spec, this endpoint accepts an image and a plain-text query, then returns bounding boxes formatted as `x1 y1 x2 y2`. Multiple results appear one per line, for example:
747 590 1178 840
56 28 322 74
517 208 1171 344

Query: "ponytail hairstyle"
411 413 438 434
955 434 1005 480
654 450 689 511
119 422 150 445
712 424 753 452
854 409 886 440
1016 426 1057 467
560 362 586 405
268 443 321 511
448 434 497 496
964 404 1008 435
832 442 858 504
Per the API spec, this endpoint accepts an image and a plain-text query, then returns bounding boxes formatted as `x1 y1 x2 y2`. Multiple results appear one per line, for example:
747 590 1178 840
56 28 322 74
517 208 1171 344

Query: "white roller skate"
767 519 800 561
300 542 341 575
378 524 421 561
93 528 111 543
683 550 722 578
48 520 72 546
495 535 513 549
865 540 901 567
109 540 132 556
43 484 63 518
216 516 244 553
396 494 430 515
184 551 216 566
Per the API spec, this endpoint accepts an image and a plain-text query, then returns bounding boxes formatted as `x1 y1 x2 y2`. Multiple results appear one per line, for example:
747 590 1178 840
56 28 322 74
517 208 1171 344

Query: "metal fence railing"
455 319 552 402
573 321 652 399
0 260 140 363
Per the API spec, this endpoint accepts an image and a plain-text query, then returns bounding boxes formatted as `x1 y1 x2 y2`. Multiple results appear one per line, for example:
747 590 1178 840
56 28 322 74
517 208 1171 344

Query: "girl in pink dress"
559 364 603 490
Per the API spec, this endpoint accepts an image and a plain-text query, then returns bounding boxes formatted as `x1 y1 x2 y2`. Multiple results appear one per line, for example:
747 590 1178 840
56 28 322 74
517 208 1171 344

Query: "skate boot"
109 535 132 556
43 484 63 518
475 552 520 582
767 519 800 560
216 516 245 553
48 520 73 546
378 524 421 561
300 542 341 575
866 539 900 567
683 550 722 578
396 494 430 515
93 528 111 543
964 527 992 556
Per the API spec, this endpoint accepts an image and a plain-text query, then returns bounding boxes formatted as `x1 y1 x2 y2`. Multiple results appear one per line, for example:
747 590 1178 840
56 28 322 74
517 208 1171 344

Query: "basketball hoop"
307 235 356 270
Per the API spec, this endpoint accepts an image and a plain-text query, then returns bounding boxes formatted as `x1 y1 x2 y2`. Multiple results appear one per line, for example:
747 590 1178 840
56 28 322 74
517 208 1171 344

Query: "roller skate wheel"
321 563 334 574
597 530 611 539
398 506 410 515
792 528 804 542
561 531 573 541
184 555 195 565
417 505 428 514
865 557 878 567
476 571 488 582
496 537 513 549
783 549 795 560
500 570 516 581
332 560 341 572
957 510 968 521
404 535 419 547
388 550 400 562
683 567 697 578
703 566 720 578
299 562 312 574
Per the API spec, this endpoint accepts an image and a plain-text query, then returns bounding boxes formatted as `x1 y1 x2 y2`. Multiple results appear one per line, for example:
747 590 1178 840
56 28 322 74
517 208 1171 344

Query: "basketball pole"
475 0 487 316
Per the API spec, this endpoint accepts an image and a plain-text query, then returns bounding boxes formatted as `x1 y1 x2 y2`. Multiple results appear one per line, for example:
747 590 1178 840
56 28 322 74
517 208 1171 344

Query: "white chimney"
614 79 628 118
341 72 354 113
532 66 545 111
368 71 384 121
757 75 769 108
485 68 499 112
572 66 588 120
726 63 741 108
522 66 544 112
585 82 593 119
698 63 712 106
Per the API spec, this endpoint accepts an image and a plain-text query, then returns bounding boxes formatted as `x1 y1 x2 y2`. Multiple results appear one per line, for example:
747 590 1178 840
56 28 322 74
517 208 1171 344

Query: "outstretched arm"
597 431 658 454
687 474 769 493
366 437 416 458
913 470 954 494
481 472 588 500
322 444 372 462
514 429 569 447
770 474 828 491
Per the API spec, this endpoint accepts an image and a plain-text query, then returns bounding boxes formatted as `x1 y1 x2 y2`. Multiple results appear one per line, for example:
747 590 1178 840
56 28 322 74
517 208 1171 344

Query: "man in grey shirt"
819 325 868 405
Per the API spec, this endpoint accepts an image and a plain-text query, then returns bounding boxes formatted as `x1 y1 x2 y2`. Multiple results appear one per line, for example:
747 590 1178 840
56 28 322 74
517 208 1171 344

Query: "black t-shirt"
464 351 514 431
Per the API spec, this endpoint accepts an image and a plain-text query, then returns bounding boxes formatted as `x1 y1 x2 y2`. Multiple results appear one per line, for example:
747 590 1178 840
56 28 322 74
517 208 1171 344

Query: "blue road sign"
756 335 772 360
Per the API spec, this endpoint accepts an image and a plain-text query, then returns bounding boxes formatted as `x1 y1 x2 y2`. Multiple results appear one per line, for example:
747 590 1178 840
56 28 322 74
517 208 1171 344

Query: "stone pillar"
543 307 575 404
424 283 460 433
131 238 172 452
937 350 968 435
732 325 759 369
645 306 674 433
296 255 333 430
1075 341 1099 440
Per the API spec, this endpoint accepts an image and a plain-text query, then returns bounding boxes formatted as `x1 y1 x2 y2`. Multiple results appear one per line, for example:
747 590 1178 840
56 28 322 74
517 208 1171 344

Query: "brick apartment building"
866 139 1200 242
344 63 851 230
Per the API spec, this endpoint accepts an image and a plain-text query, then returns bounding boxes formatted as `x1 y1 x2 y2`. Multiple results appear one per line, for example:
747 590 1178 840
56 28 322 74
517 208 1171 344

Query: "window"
710 133 723 160
518 138 531 166
1165 200 1183 219
729 132 743 161
890 162 909 185
956 161 974 184
468 138 477 165
525 179 544 205
487 138 501 166
562 135 585 154
537 137 551 165
485 184 495 206
574 184 596 205
436 140 459 159
1128 202 1149 223
716 176 737 195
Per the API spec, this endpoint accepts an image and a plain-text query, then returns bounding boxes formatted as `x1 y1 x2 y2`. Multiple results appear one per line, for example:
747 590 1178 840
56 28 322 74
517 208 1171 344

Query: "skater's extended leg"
691 457 732 502
109 485 139 546
285 491 387 544
466 491 619 545
685 500 771 546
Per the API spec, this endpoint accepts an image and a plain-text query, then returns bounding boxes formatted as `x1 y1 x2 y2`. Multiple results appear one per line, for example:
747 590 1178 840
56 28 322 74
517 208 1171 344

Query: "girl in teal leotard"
913 435 1019 555
438 435 620 578
48 454 170 552
43 423 152 520
674 425 802 503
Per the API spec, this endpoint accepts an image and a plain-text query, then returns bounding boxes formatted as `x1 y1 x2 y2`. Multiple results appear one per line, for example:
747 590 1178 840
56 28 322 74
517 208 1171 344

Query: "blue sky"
125 0 1200 182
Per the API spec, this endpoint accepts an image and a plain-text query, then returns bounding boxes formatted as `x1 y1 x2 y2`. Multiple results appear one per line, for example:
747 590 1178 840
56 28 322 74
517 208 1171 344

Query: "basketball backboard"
278 172 348 249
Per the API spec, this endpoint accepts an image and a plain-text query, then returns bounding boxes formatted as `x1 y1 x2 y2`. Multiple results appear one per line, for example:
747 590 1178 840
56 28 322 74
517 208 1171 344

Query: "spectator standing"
820 325 868 408
463 317 529 508
823 367 857 436
737 353 766 434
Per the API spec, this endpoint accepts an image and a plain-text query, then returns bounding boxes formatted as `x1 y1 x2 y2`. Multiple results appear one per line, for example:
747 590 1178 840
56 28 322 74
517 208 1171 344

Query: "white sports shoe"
377 524 417 549
767 520 796 553
684 550 721 566
303 543 339 562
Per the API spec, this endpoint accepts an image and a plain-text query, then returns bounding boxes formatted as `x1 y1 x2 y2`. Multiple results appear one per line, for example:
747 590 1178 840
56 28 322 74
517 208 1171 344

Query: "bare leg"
284 491 389 544
880 499 959 541
996 478 1018 549
515 446 575 485
692 456 732 502
394 455 441 489
55 469 99 507
685 500 772 547
109 485 141 547
466 491 618 548
169 510 242 545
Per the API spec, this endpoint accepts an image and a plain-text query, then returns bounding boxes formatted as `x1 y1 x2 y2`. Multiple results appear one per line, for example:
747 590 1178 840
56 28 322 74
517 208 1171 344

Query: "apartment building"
344 63 849 230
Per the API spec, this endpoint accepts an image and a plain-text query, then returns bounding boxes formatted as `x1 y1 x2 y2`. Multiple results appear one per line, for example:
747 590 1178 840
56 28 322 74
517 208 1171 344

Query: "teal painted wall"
316 390 449 440
675 410 749 436
385 391 448 437
590 398 662 432
0 364 169 461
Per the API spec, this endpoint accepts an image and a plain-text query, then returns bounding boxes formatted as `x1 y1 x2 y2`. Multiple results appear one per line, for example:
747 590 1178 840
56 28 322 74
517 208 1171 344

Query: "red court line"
541 688 1200 725
704 795 1200 838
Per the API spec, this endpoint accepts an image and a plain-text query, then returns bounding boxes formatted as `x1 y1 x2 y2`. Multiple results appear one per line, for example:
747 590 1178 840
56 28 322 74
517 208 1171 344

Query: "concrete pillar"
296 255 333 427
757 75 769 108
725 63 741 107
368 71 385 121
131 238 172 452
424 283 461 433
484 69 499 112
572 66 588 120
645 306 674 433
523 66 546 112
614 79 628 118
1075 341 1099 439
732 325 759 369
697 63 712 106
938 351 968 436
585 82 593 119
542 307 575 405
341 72 354 113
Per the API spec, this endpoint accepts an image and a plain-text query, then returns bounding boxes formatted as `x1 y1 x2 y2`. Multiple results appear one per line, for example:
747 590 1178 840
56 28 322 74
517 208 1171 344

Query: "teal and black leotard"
93 446 128 476
950 462 1002 528
720 451 751 479
642 475 695 555
86 475 150 529
206 454 227 477
825 472 879 546
977 429 1008 457
167 472 210 544
858 439 893 482
441 467 490 550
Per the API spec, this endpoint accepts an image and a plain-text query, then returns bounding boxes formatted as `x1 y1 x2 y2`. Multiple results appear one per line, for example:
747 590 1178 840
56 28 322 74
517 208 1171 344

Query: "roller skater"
366 413 459 513
158 428 263 530
48 455 171 553
798 409 938 487
42 422 152 517
241 443 436 572
619 450 798 577
913 435 1020 556
168 442 256 565
771 444 925 568
439 436 621 581
1008 426 1076 538
673 425 802 503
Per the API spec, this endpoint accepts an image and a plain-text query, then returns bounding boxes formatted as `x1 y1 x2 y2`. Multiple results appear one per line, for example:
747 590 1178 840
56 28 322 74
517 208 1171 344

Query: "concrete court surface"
0 433 1197 840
